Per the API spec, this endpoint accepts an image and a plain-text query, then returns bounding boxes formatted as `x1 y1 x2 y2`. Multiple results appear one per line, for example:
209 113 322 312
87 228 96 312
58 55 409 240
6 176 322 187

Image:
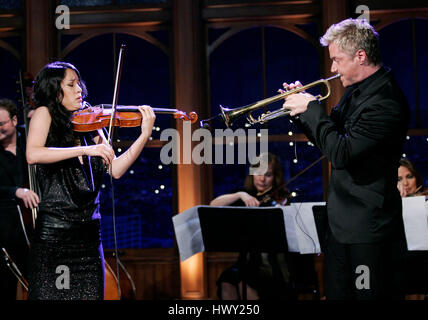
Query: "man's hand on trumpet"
280 80 317 117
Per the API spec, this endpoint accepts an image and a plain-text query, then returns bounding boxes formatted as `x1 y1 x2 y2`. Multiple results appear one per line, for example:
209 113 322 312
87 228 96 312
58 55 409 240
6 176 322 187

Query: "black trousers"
324 228 404 300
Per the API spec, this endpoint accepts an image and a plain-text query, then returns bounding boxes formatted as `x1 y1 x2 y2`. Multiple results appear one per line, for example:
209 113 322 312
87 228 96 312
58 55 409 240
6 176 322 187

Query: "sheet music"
172 204 323 261
172 205 205 262
284 203 324 254
173 199 428 262
402 196 428 250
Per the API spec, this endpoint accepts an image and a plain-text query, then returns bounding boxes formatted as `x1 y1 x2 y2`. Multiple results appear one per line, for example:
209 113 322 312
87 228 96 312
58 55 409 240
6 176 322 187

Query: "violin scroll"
173 110 198 124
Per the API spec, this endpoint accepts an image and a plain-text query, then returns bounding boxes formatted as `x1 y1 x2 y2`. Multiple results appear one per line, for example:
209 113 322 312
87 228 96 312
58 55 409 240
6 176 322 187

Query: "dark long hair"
244 152 290 202
33 61 87 147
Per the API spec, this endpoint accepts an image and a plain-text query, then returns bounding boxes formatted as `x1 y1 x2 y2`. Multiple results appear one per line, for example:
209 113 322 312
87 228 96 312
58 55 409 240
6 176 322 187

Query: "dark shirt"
0 128 27 208
0 127 29 248
344 67 387 115
334 67 387 129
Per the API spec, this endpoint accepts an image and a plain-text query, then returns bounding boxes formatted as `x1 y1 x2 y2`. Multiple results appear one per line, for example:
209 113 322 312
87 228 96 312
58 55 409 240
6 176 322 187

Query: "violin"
104 253 137 300
71 104 198 132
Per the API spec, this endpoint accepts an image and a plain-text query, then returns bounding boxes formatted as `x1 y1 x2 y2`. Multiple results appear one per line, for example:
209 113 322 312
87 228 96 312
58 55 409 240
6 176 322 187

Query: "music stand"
198 206 288 300
312 205 328 253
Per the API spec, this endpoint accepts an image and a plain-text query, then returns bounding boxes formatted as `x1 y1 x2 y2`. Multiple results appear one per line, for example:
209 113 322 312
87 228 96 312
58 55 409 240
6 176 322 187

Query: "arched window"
0 38 22 119
209 25 324 202
379 18 428 188
0 46 21 99
379 18 428 128
62 32 174 249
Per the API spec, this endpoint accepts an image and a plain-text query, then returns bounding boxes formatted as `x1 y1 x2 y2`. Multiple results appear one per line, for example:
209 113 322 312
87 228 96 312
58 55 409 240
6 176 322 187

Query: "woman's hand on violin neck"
105 105 154 179
86 144 115 165
138 105 156 138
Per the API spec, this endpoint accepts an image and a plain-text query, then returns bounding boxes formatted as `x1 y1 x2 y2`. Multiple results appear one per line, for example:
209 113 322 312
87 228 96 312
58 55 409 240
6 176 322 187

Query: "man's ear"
355 49 368 65
12 115 18 126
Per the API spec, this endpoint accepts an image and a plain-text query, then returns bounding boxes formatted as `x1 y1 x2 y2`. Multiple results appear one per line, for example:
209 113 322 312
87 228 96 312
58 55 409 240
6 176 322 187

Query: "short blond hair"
320 18 381 66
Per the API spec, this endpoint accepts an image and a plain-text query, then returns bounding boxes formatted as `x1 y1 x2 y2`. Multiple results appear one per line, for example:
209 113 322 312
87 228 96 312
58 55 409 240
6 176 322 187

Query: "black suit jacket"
296 67 410 244
0 126 28 247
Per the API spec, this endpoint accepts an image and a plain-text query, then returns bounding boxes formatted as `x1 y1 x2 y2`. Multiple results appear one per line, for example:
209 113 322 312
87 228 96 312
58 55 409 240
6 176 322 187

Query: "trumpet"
201 74 340 128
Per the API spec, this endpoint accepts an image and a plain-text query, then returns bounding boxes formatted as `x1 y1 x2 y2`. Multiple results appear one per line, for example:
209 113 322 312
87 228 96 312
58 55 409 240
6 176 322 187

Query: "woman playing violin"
26 61 155 300
212 153 318 300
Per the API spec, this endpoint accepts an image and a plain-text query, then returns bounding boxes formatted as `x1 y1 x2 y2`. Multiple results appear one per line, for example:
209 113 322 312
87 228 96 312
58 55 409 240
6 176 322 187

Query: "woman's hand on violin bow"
85 143 115 165
238 192 260 207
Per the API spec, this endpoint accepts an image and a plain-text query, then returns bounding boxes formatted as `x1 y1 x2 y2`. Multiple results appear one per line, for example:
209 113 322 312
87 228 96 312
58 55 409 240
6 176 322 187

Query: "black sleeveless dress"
27 133 105 300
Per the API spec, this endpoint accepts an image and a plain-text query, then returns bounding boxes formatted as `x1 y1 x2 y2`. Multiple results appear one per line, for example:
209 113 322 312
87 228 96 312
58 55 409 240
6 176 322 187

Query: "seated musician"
397 158 428 300
0 98 39 299
397 158 427 198
211 152 318 300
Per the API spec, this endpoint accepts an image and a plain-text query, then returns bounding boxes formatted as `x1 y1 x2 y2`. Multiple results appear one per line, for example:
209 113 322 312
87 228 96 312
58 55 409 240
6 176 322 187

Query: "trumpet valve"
246 113 257 126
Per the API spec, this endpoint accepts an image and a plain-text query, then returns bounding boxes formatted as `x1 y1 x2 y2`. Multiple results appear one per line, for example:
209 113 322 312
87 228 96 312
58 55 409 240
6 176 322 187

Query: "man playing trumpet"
282 18 410 300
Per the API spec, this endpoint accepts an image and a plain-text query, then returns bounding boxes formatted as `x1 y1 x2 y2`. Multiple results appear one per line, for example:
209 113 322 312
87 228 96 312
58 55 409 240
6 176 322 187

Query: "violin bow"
284 155 326 186
107 43 126 300
107 44 126 145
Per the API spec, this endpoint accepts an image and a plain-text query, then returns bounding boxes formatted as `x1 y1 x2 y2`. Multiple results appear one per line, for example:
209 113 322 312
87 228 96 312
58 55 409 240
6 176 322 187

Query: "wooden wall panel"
206 252 239 300
106 249 325 300
105 248 181 300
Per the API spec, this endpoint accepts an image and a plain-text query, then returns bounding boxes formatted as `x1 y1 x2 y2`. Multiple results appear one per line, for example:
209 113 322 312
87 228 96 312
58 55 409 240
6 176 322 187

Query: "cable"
292 195 317 254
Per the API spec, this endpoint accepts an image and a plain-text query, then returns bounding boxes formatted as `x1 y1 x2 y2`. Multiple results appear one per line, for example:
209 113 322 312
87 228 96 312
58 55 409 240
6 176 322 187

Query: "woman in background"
211 152 318 300
397 158 427 198
397 158 428 300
